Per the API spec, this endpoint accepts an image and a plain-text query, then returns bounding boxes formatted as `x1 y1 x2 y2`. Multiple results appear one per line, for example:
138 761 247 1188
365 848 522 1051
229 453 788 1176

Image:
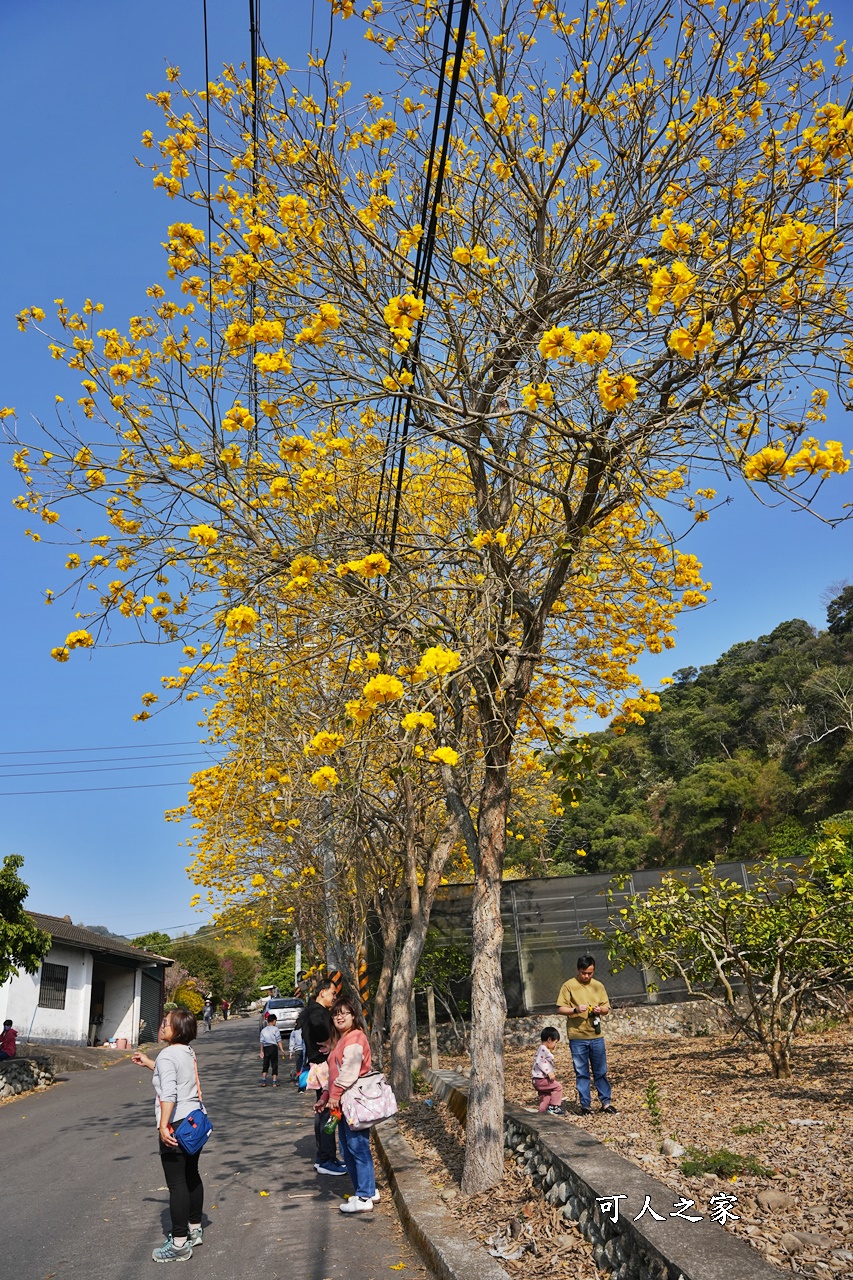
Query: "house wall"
95 961 142 1046
0 944 92 1045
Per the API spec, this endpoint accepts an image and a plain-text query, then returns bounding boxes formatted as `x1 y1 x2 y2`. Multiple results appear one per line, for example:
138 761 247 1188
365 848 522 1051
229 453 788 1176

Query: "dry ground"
398 1023 853 1277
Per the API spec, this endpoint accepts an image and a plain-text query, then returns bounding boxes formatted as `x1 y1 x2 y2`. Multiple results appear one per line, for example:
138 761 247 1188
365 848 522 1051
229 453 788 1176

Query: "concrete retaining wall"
427 1070 781 1280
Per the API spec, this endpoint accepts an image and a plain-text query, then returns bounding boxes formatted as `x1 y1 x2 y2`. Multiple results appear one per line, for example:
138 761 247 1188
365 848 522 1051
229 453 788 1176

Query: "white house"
0 914 172 1048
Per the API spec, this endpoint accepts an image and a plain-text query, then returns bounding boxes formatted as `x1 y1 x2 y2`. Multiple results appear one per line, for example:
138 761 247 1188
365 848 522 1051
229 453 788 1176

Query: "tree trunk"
388 813 458 1102
371 906 401 1067
768 1039 792 1079
461 755 509 1195
389 911 433 1101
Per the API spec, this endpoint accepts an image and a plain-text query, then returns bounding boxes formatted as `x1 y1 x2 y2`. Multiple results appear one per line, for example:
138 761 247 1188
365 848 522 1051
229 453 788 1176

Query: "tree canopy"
0 856 52 987
5 0 853 1190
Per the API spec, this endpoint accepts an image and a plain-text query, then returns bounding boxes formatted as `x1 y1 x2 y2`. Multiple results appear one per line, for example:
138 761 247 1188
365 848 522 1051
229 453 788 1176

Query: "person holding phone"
133 1010 206 1261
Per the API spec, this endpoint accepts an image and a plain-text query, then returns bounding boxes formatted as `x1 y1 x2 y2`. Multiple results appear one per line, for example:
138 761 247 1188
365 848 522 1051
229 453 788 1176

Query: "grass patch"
681 1147 775 1179
731 1122 766 1135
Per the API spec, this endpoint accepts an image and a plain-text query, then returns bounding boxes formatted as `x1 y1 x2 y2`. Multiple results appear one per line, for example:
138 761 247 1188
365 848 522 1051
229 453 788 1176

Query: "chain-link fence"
426 861 765 1014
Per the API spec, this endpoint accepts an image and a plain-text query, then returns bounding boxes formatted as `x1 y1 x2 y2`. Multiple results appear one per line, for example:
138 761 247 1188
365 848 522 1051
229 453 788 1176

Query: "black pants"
262 1045 279 1076
314 1088 337 1164
159 1142 203 1238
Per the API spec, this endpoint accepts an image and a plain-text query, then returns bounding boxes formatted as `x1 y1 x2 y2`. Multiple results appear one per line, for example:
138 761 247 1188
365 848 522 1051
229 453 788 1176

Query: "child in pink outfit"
532 1027 563 1114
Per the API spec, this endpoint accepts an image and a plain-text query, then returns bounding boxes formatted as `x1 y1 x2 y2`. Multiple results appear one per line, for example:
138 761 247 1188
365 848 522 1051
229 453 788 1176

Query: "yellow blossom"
401 711 436 731
224 605 258 635
429 746 460 766
310 765 339 791
189 524 218 546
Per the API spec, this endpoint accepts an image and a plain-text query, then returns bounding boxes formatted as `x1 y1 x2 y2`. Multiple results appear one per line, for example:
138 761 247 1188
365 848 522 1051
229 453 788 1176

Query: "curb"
373 1118 512 1280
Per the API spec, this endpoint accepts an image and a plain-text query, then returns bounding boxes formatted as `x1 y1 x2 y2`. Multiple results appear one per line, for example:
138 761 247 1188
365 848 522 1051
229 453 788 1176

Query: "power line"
0 780 197 798
0 750 216 769
0 758 213 781
0 739 205 757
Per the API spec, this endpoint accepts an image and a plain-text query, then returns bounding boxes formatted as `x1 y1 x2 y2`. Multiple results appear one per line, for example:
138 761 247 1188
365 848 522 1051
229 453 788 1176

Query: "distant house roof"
28 913 173 965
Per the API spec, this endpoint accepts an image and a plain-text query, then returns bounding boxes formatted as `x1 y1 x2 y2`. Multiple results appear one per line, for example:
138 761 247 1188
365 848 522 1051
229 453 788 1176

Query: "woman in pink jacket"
315 995 377 1213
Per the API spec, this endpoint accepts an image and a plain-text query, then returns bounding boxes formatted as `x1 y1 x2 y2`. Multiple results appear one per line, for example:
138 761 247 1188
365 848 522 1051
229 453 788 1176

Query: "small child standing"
260 1014 282 1087
532 1026 564 1115
288 1024 304 1082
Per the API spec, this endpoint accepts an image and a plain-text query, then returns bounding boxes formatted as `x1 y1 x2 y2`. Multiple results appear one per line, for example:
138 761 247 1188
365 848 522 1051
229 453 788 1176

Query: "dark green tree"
169 942 223 999
131 930 173 954
0 855 52 985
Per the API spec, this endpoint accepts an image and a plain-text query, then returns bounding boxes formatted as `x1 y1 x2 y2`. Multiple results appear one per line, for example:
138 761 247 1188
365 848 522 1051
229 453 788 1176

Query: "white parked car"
259 996 304 1034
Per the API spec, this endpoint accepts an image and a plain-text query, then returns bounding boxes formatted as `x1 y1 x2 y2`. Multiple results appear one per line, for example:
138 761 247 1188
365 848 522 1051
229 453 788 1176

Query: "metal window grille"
38 962 69 1010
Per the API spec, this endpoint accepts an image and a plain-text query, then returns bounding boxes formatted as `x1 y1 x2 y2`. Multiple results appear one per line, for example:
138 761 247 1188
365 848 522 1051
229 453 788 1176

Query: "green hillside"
551 588 853 874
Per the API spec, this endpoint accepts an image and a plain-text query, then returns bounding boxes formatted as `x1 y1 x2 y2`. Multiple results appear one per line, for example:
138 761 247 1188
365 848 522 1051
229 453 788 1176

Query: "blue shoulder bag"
171 1050 213 1155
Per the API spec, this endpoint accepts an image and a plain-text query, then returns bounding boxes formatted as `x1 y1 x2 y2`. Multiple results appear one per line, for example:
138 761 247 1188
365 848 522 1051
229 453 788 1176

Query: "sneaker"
371 1191 381 1203
600 1103 618 1114
547 1105 565 1116
580 1107 592 1116
152 1236 193 1263
339 1196 374 1214
315 1160 348 1176
188 1227 203 1248
260 1079 267 1087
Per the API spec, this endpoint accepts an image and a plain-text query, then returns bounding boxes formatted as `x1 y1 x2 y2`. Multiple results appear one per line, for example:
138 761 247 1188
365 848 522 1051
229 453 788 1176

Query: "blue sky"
1 1 851 936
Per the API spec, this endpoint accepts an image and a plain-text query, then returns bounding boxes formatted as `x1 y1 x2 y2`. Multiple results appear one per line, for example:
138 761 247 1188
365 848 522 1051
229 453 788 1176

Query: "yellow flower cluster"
647 263 696 314
65 629 94 649
659 221 693 253
744 438 850 481
521 382 554 411
471 528 509 550
667 323 715 360
309 765 339 791
336 552 390 579
224 605 258 635
401 710 436 731
305 730 345 756
382 293 424 351
189 524 218 546
362 673 405 704
413 646 462 680
279 436 313 464
382 370 414 393
294 303 341 346
429 746 460 766
452 244 500 268
222 404 256 433
597 369 639 413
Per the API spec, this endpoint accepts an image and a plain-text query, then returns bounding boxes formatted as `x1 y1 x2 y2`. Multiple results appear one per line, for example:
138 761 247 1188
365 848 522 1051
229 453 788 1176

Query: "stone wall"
428 1070 781 1280
429 1002 726 1054
0 1056 55 1099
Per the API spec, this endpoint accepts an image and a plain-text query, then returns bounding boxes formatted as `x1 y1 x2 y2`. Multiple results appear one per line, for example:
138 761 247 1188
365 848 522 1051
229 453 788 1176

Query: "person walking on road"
220 999 229 1021
302 978 346 1176
316 995 378 1214
202 1000 213 1033
133 1010 207 1262
556 954 617 1116
260 1014 281 1087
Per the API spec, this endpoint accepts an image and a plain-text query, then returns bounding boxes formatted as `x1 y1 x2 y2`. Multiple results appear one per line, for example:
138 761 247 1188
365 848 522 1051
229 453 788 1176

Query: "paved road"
1 1019 434 1280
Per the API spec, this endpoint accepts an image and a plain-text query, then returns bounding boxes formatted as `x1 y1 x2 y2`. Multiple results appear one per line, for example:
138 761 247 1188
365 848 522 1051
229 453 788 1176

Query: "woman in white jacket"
133 1009 206 1261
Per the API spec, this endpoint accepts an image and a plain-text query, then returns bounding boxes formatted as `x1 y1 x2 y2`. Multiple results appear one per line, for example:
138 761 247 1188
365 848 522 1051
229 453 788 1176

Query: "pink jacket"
328 1028 371 1105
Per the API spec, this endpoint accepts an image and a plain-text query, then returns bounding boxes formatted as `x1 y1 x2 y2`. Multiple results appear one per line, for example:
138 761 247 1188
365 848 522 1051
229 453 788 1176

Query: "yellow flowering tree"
6 0 853 1190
